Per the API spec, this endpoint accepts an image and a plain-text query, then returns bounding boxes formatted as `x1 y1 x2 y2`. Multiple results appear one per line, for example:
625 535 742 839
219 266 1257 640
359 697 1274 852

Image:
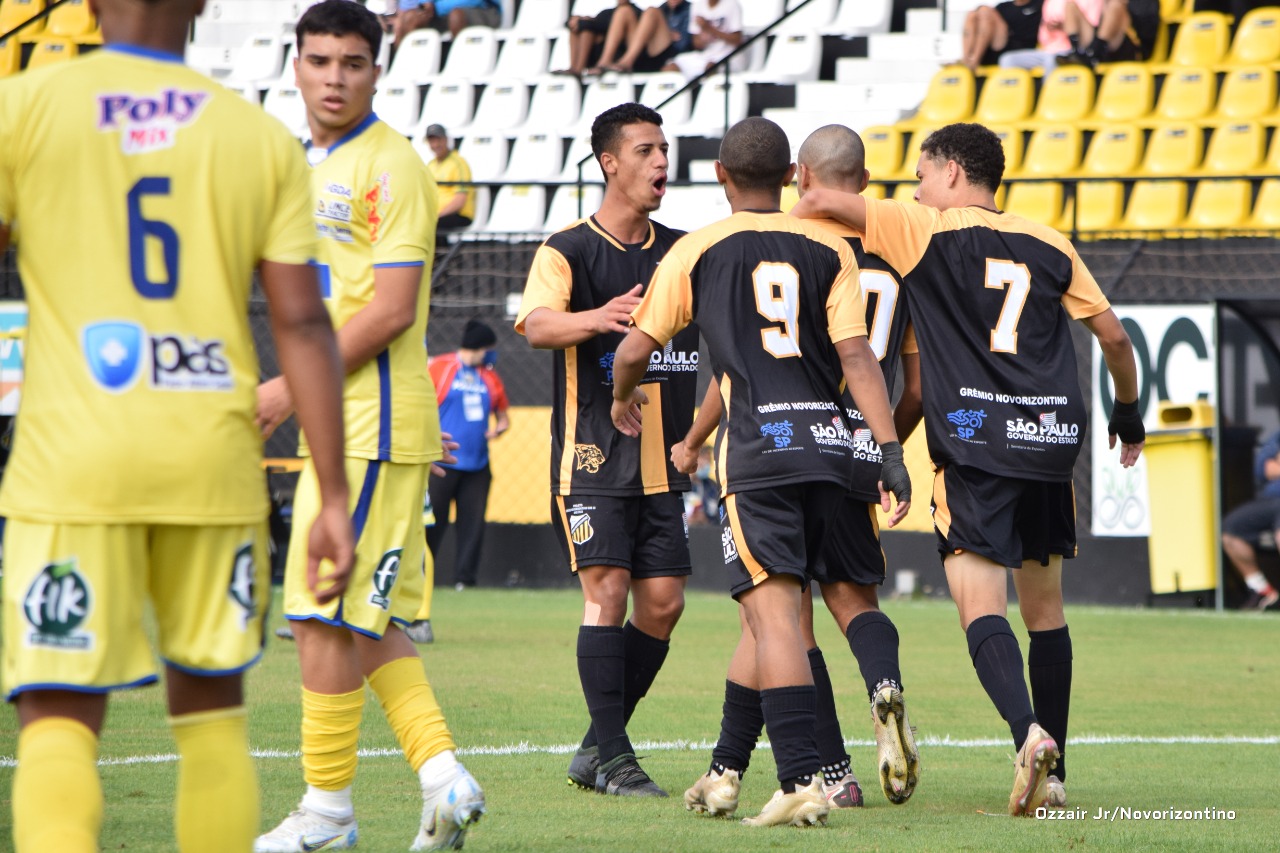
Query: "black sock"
966 615 1036 750
761 685 819 791
845 611 903 700
580 622 671 751
1028 625 1072 782
710 680 763 775
807 648 850 776
577 625 632 765
1067 33 1081 52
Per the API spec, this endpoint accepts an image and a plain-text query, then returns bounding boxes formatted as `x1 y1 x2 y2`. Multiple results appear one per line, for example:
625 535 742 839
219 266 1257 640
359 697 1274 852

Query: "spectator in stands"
394 0 501 42
1221 428 1280 611
960 0 1043 70
554 1 639 77
424 124 475 232
592 0 693 74
1000 0 1141 70
665 0 745 80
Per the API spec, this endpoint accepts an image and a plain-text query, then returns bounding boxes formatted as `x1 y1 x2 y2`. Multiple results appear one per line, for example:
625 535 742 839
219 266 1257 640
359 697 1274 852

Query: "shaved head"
718 117 792 192
798 125 866 192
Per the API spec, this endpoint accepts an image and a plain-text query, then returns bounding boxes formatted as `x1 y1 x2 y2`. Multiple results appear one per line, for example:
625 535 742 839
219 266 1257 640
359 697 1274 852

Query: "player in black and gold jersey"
671 125 924 815
516 103 698 797
613 117 911 828
792 122 1145 816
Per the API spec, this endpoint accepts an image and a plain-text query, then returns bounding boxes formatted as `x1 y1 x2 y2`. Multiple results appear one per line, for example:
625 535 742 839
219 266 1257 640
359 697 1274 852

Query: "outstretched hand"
611 386 649 437
593 284 643 336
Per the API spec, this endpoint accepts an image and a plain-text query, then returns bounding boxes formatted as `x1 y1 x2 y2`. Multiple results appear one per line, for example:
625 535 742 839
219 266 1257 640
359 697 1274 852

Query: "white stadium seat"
658 185 729 232
479 185 548 233
417 80 476 138
668 78 748 137
440 26 500 79
384 29 442 86
225 31 284 86
488 32 551 81
572 78 637 134
744 29 821 83
457 133 511 182
507 0 570 36
468 79 531 134
504 131 566 181
638 73 692 126
524 75 584 133
825 0 893 36
263 81 309 139
544 184 604 230
780 0 839 32
373 84 423 136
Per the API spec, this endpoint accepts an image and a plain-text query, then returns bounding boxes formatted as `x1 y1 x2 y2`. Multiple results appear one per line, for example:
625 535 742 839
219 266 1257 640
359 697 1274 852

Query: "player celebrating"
516 103 697 797
254 3 483 850
611 117 911 828
0 0 354 851
791 122 1144 815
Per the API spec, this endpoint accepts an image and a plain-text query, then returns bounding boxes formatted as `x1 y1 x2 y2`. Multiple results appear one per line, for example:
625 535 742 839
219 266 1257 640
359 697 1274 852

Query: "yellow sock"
170 707 257 853
416 547 435 621
368 656 455 772
13 717 102 853
301 687 365 790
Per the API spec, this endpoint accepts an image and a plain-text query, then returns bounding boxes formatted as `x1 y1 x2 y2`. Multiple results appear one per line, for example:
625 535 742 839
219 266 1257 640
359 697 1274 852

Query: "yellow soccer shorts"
1 520 270 700
284 457 427 638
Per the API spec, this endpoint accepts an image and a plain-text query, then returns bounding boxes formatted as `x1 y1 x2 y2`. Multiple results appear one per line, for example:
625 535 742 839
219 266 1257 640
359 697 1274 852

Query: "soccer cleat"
254 806 357 852
872 682 920 804
411 762 486 851
595 755 668 797
275 625 296 641
683 768 741 816
566 745 599 790
1045 775 1067 808
740 778 829 827
405 619 435 644
822 773 864 808
1245 588 1280 611
1009 722 1060 816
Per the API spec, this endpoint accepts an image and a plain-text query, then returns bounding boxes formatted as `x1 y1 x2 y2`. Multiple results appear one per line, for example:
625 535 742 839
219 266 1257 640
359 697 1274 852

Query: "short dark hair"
919 123 1004 192
296 0 383 60
718 117 791 192
590 103 664 178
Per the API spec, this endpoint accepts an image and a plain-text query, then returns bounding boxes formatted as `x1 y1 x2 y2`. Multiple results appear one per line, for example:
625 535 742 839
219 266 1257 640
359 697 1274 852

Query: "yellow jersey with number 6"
0 46 316 524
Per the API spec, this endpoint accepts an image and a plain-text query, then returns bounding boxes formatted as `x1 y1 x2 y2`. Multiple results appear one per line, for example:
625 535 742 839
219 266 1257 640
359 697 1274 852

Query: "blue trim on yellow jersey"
7 675 160 701
373 261 425 269
351 460 381 539
284 613 384 640
376 351 392 459
105 44 186 64
162 652 263 678
305 112 381 159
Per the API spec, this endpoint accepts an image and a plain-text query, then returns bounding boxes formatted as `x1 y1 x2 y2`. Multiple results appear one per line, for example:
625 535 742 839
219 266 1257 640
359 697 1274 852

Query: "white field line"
1 733 1276 769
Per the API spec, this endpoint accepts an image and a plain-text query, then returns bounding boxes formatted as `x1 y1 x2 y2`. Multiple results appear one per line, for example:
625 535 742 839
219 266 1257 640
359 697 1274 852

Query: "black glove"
1108 398 1145 445
879 441 911 504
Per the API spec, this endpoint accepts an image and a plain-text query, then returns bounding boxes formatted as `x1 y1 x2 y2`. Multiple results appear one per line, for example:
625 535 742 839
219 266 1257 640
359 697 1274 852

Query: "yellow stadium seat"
47 0 95 38
892 182 918 203
1248 178 1280 228
895 127 938 179
974 67 1035 125
1201 122 1265 174
1031 65 1096 124
1082 124 1144 176
1214 66 1276 121
1005 181 1066 229
904 67 974 127
1122 180 1187 231
0 0 46 39
1153 68 1216 121
1166 11 1230 67
0 38 19 77
1141 122 1204 175
1185 179 1250 230
1225 6 1280 66
1075 181 1126 232
1021 125 1084 177
1090 62 1154 123
989 124 1025 176
862 182 888 200
862 125 904 183
25 36 76 69
1260 127 1280 174
1159 0 1192 21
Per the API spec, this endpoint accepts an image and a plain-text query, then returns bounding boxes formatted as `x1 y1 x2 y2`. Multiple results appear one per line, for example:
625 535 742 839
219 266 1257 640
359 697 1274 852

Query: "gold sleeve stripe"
932 467 953 542
554 495 579 573
716 374 731 496
638 381 669 494
558 346 579 494
515 244 574 333
726 494 769 587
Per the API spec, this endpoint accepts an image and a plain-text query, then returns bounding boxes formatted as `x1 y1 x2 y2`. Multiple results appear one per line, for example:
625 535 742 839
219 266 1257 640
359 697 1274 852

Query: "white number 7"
985 259 1031 353
753 262 801 358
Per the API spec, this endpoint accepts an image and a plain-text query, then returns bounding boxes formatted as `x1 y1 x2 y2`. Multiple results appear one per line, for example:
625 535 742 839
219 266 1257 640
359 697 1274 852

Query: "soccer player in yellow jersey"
253 4 484 851
0 1 354 851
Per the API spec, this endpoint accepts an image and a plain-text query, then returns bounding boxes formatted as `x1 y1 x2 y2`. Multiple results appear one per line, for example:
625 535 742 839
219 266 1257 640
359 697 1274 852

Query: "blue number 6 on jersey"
127 177 180 299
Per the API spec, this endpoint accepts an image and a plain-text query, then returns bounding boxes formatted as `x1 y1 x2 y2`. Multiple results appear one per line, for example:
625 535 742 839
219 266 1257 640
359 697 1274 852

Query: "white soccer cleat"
1045 774 1067 807
411 762 486 851
872 682 920 804
254 805 357 852
1009 723 1060 816
740 778 829 828
683 767 741 816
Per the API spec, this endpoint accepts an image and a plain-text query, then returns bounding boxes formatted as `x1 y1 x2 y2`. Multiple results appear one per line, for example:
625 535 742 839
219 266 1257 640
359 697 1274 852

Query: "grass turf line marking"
2 734 1277 769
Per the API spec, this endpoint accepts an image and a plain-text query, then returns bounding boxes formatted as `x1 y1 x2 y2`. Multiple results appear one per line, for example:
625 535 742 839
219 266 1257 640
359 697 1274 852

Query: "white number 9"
753 262 801 358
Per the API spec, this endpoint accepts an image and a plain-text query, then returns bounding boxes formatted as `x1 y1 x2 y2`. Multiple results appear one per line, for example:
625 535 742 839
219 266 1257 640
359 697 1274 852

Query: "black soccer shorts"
551 491 691 578
811 493 887 587
720 483 846 598
932 464 1077 568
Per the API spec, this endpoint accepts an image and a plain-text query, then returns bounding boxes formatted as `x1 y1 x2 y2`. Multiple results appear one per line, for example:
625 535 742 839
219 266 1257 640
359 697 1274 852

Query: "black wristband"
1108 398 1145 444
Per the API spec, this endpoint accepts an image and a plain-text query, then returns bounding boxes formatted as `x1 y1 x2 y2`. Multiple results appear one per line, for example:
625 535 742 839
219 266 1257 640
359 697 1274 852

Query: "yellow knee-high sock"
13 717 102 853
368 656 455 772
170 707 257 853
301 687 365 790
416 547 435 621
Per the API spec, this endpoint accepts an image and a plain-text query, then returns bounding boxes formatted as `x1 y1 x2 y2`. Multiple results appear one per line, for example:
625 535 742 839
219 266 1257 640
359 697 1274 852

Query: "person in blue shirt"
592 0 693 74
1222 429 1280 610
395 0 501 42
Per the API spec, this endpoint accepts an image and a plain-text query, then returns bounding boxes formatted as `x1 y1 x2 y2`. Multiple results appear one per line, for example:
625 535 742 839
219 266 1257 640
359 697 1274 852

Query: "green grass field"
2 588 1278 851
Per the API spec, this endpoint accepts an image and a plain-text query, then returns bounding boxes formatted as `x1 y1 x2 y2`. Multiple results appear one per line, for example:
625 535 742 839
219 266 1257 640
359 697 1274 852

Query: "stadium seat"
507 0 569 35
573 77 637 134
47 0 95 39
1074 181 1126 233
686 159 717 182
892 182 918 203
263 81 309 140
989 124 1025 176
1004 180 1067 229
862 125 904 182
0 38 18 78
1201 122 1264 174
1224 5 1280 66
25 36 76 69
383 29 441 86
1152 67 1216 121
1141 122 1204 176
488 33 550 81
417 81 475 138
1165 11 1230 67
1248 178 1280 228
902 66 974 127
741 0 785 34
861 182 887 200
1184 179 1249 230
895 127 938 179
745 29 822 83
524 76 583 133
225 31 285 87
669 78 749 137
0 0 45 40
824 0 892 36
973 67 1034 125
1213 66 1276 121
439 26 499 79
638 73 692 125
468 79 531 134
504 131 567 181
1121 180 1187 231
779 0 838 32
1082 124 1144 176
1030 65 1096 125
373 84 423 137
1021 125 1084 177
658 185 730 231
456 134 510 182
1089 62 1155 123
544 184 605 230
478 185 548 233
559 134 601 181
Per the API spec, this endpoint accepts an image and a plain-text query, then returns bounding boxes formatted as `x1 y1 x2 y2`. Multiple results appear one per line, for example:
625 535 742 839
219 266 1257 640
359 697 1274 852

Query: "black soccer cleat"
567 745 599 790
595 755 668 798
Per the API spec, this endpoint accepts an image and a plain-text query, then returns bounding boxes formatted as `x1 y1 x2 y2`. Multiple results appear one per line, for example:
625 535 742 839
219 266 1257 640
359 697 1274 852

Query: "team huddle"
0 0 1147 850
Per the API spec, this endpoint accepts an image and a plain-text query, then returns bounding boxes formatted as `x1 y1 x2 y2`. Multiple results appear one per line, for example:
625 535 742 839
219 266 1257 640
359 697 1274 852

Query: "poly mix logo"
569 512 594 545
368 549 403 611
760 420 794 449
23 558 93 650
574 444 606 473
83 321 232 392
228 543 257 630
946 408 987 441
97 89 210 155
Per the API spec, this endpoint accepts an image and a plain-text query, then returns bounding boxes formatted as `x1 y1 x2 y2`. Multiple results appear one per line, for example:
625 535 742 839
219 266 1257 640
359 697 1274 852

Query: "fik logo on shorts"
946 408 987 441
368 549 403 611
228 543 257 630
23 559 93 650
574 444 606 473
760 420 793 449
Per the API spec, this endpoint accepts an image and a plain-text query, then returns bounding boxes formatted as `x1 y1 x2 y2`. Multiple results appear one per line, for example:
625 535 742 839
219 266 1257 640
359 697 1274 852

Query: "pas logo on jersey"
574 444 606 473
228 543 257 630
760 420 794 449
569 512 594 545
97 89 210 155
369 549 403 611
83 321 232 393
23 558 93 650
947 408 988 441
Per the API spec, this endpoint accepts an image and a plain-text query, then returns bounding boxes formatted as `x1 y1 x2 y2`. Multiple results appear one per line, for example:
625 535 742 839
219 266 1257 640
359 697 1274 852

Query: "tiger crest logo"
574 444 606 473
